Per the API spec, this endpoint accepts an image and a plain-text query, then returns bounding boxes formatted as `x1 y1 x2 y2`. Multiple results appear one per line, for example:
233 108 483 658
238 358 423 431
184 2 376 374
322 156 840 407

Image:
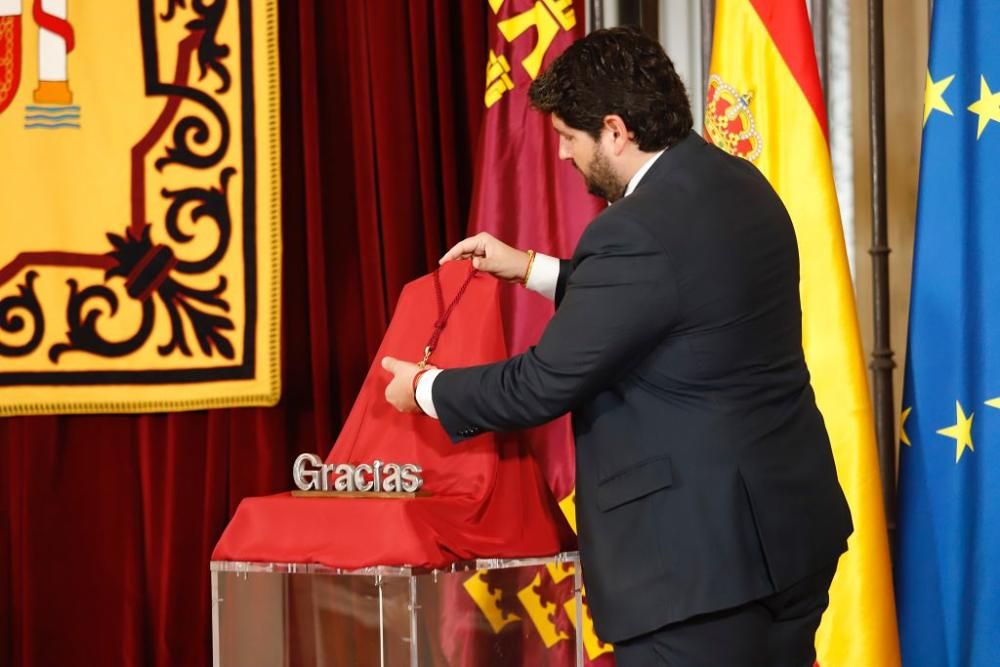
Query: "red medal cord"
419 265 477 368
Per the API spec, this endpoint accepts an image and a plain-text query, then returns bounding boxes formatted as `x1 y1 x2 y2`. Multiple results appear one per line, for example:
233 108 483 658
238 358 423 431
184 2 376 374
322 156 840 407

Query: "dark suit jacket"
432 132 853 643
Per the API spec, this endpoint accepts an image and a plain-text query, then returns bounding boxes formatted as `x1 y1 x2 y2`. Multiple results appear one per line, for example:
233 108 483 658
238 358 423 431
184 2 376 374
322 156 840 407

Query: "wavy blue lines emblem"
24 105 81 130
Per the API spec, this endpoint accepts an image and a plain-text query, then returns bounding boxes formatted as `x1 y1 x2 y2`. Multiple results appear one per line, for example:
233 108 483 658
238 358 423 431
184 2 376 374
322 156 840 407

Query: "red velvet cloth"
213 261 569 567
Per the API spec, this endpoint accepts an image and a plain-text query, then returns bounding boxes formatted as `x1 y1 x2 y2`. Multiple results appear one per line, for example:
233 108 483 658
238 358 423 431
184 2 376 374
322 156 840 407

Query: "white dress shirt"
415 149 665 418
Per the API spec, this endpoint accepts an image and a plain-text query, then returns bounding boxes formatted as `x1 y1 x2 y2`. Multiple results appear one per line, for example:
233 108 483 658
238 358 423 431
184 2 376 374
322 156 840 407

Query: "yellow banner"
0 0 281 415
708 2 900 666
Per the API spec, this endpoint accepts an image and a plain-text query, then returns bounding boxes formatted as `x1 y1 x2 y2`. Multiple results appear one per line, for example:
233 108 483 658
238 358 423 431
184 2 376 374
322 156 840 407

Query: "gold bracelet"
521 249 536 286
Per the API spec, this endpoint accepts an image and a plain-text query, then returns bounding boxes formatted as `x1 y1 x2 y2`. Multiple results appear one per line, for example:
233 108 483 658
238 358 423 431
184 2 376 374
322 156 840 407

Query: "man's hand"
381 356 424 414
440 232 531 283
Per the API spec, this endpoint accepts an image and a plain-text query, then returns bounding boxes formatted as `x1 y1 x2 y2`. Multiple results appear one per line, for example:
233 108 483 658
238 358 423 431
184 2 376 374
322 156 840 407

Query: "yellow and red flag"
706 2 900 666
0 0 281 415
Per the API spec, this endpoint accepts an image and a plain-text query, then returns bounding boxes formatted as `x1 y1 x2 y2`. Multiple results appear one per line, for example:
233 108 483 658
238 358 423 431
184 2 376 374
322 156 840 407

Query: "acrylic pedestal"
211 552 588 666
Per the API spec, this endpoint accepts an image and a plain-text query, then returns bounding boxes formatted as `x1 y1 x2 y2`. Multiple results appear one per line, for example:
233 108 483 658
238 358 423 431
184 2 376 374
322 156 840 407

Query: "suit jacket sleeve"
554 259 573 306
433 215 679 443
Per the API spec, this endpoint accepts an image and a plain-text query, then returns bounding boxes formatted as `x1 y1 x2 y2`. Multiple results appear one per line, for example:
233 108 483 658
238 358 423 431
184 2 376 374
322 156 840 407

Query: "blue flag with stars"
896 2 1000 666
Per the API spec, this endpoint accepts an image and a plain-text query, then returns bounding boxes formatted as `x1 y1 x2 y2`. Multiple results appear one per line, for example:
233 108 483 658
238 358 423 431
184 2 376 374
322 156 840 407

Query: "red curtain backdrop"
0 2 487 665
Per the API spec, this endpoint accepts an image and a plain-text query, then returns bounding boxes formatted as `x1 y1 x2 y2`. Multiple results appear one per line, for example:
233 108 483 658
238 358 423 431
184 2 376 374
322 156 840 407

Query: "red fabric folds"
213 261 569 568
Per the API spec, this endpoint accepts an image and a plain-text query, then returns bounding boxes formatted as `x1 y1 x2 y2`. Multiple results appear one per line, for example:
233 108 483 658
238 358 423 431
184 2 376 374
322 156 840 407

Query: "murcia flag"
707 2 900 666
0 0 281 415
450 1 611 664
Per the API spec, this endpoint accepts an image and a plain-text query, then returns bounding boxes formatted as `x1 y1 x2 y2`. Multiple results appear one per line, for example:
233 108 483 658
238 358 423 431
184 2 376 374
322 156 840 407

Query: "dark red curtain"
0 1 487 665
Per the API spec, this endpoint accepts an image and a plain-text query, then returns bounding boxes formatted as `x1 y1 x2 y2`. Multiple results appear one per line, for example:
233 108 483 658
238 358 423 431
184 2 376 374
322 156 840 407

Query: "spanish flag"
706 2 900 666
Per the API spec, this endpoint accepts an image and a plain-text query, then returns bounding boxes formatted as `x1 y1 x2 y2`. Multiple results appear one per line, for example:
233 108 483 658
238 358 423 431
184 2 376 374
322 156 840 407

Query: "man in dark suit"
382 26 852 667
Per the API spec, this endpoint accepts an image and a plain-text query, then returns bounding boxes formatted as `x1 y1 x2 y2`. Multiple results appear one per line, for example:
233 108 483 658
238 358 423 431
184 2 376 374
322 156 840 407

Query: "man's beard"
578 146 626 202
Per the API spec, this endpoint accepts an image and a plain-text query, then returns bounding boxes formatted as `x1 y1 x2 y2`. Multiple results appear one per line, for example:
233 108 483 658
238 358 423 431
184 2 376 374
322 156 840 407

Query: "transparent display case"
211 552 593 666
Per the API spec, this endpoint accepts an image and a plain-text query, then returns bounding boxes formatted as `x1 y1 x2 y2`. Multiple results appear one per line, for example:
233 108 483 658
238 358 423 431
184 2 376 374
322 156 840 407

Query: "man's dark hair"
528 26 693 151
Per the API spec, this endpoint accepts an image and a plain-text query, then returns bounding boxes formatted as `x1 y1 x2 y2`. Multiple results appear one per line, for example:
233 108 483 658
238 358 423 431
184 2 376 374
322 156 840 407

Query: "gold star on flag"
986 396 1000 409
936 401 974 463
967 75 1000 139
900 406 912 446
924 71 955 126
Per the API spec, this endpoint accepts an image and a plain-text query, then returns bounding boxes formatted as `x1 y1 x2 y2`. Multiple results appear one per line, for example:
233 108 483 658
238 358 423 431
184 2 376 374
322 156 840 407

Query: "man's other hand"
381 356 423 414
439 232 531 283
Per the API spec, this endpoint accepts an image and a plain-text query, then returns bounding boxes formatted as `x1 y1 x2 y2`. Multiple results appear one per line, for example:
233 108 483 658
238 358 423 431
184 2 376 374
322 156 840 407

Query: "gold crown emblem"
704 74 762 162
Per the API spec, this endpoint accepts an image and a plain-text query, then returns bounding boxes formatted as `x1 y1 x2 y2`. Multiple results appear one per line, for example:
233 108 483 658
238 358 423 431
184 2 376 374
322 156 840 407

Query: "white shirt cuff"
415 367 443 419
525 253 559 301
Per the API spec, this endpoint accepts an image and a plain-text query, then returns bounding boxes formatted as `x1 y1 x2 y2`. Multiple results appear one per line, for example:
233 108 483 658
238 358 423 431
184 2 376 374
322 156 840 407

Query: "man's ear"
602 114 631 155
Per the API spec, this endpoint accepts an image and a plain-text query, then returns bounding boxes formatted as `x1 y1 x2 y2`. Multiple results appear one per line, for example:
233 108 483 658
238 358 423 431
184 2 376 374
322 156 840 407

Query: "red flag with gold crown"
443 0 614 664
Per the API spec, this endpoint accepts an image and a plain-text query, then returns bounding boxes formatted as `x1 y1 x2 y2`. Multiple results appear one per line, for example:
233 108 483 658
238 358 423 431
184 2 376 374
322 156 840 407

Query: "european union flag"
896 2 1000 666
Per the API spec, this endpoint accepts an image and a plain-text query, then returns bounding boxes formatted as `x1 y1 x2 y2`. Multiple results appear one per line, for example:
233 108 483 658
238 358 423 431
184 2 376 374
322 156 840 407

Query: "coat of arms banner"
0 0 281 415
